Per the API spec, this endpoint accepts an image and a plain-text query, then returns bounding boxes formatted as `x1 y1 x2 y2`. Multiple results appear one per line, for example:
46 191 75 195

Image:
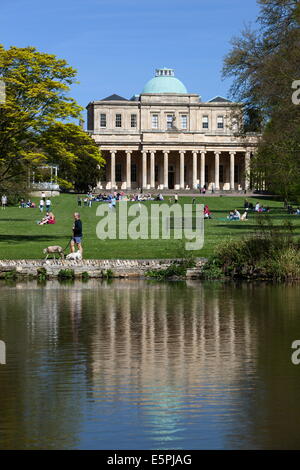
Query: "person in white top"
39 199 45 212
1 195 7 210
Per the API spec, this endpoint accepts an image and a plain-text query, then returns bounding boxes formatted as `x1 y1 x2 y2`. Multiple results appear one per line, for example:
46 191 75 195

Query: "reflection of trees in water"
230 282 300 450
0 282 85 450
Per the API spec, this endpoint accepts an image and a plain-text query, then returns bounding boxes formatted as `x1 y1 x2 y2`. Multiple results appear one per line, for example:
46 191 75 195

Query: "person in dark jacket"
70 212 83 257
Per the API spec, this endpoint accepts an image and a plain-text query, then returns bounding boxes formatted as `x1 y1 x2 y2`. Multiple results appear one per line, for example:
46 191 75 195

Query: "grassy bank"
0 194 299 259
202 217 300 280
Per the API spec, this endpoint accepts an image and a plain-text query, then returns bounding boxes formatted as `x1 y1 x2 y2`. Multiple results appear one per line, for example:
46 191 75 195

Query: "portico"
99 148 254 191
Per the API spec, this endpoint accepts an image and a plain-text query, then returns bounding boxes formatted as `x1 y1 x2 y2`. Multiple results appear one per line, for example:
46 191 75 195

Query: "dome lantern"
142 68 187 94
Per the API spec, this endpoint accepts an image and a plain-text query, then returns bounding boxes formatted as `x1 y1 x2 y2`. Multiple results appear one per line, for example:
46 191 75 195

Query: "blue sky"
2 0 260 114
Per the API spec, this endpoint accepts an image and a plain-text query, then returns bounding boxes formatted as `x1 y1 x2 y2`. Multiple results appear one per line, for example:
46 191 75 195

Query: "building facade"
87 68 258 191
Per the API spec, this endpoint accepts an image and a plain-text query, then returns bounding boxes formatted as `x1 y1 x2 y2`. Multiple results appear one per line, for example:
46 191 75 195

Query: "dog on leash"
66 251 82 261
43 246 64 259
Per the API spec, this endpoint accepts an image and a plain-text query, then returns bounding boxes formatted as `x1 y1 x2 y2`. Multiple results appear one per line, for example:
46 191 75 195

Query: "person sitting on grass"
38 213 50 225
228 209 240 220
204 205 212 219
241 209 248 221
233 209 241 220
38 212 56 225
47 212 56 224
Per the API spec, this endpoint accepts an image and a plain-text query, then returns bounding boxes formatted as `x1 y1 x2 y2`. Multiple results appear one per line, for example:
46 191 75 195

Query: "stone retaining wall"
0 258 208 279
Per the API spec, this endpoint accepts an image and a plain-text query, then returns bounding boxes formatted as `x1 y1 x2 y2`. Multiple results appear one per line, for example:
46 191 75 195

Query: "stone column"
142 151 148 189
214 151 220 191
200 151 206 188
245 151 251 190
163 151 169 189
126 151 132 190
150 151 156 189
230 151 236 190
110 150 116 189
192 151 198 189
179 151 185 189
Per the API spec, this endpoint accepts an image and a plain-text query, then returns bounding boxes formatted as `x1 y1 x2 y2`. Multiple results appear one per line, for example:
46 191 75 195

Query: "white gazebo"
30 165 60 195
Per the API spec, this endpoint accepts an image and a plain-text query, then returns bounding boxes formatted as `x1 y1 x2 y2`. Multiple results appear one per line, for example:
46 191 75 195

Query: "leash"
62 237 72 253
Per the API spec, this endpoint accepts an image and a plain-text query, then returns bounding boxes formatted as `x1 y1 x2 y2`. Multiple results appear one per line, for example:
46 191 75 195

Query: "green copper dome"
142 68 187 94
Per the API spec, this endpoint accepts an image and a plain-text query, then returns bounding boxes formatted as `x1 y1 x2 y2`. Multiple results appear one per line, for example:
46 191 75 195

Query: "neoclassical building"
87 68 258 191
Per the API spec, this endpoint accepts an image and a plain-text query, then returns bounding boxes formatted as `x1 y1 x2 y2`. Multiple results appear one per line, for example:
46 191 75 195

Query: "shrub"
210 217 300 280
82 271 89 281
58 269 75 280
146 259 195 280
37 267 48 281
101 269 114 279
200 259 224 280
4 270 17 280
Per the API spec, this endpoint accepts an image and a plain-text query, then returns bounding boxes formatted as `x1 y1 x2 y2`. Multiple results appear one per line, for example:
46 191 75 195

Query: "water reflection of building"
87 281 257 446
89 281 256 385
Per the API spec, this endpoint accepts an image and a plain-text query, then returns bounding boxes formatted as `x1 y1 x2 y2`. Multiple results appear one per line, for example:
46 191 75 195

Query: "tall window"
217 116 224 129
115 114 122 128
102 164 107 181
131 164 137 182
234 165 239 183
181 115 187 130
219 165 224 183
131 114 137 128
202 116 209 129
100 113 106 128
152 114 159 129
167 114 174 129
116 164 122 181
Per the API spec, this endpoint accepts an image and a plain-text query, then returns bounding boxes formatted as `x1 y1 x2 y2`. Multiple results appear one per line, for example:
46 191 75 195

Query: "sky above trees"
1 0 260 108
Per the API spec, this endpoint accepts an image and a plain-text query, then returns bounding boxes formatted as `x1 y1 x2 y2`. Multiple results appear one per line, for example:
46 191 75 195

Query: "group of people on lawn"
78 192 166 206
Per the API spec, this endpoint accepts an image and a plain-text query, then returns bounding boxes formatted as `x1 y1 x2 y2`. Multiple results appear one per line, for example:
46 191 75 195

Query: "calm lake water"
0 279 300 450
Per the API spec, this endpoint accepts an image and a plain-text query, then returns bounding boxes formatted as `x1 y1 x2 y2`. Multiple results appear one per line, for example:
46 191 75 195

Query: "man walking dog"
70 212 83 257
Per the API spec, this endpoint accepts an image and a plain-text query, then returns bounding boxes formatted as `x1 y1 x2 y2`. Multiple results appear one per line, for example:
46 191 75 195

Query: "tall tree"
223 0 300 200
0 45 82 189
40 123 104 192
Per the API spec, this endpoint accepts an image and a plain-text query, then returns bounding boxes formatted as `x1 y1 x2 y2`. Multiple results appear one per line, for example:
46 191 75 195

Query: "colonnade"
105 149 252 191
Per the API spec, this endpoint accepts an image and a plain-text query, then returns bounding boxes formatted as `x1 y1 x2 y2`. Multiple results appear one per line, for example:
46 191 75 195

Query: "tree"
0 45 82 189
223 0 300 200
40 123 105 192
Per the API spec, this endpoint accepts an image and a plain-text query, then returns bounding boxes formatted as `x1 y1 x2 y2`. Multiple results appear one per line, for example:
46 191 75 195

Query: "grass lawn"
0 194 299 259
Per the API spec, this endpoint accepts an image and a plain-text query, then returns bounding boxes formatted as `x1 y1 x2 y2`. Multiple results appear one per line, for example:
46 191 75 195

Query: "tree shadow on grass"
0 219 34 222
217 224 264 230
216 223 300 232
0 234 68 244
